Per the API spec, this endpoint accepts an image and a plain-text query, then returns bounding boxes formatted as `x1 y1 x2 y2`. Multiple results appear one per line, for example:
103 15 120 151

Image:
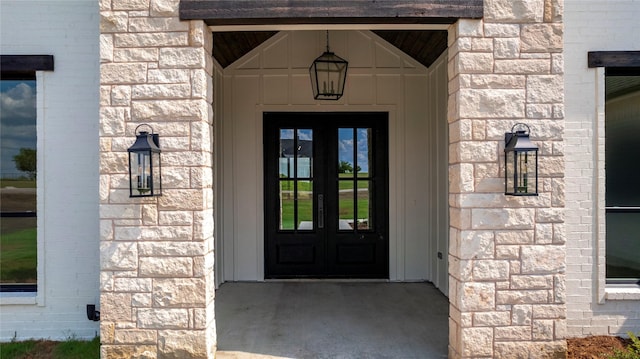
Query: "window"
0 55 53 293
604 67 640 281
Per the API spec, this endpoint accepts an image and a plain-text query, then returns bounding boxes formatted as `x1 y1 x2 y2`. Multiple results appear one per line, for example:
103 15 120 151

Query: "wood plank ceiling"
212 30 448 69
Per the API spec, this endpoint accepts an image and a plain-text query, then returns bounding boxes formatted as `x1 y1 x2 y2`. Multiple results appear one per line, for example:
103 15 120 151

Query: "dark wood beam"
588 51 640 68
180 0 483 25
1 55 54 73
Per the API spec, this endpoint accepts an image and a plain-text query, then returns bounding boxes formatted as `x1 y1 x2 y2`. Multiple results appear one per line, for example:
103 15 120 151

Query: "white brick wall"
0 1 100 340
565 0 640 337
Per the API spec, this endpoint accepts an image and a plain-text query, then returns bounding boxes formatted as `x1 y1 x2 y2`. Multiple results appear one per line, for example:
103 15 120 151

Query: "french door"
264 112 388 278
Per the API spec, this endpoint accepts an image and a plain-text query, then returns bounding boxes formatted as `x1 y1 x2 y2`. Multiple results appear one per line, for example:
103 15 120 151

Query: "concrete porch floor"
215 282 449 358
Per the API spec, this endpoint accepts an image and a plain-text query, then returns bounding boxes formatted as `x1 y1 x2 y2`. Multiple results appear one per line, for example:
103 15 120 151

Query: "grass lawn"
0 228 37 283
280 198 370 229
0 337 100 359
0 179 36 189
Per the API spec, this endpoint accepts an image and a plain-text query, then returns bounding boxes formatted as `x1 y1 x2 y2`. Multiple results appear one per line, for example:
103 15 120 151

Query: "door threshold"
264 278 390 283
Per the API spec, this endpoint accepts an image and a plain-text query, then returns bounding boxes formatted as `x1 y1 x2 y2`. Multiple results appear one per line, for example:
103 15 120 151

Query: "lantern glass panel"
151 151 162 195
516 150 537 194
130 151 152 196
505 150 515 194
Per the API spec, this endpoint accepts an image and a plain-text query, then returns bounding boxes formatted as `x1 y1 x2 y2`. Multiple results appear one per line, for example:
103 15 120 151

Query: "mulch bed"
567 336 632 359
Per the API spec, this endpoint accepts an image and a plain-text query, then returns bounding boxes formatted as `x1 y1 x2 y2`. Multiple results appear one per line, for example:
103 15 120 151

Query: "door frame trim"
253 105 399 280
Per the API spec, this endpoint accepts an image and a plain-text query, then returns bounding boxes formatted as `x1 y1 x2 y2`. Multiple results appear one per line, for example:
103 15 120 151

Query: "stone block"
458 230 494 259
457 19 484 37
471 208 535 230
132 293 153 307
114 329 157 344
129 17 189 32
496 245 520 259
158 330 208 359
101 63 147 84
100 107 128 135
150 0 179 16
114 278 153 292
101 241 138 270
460 327 493 357
147 69 190 84
471 74 525 91
511 275 553 289
158 189 204 210
114 33 188 48
495 59 550 74
101 35 114 62
532 304 566 319
494 38 520 59
114 48 159 63
101 293 132 321
112 0 149 10
527 75 564 103
153 278 206 307
474 311 511 326
131 99 209 120
101 344 157 359
496 230 534 244
131 84 191 99
101 11 128 33
533 319 555 340
521 245 565 274
497 289 549 304
138 308 189 329
139 257 193 277
159 47 207 68
473 260 510 280
495 326 531 340
484 23 520 37
158 211 194 226
460 282 495 311
460 88 525 118
111 86 132 106
521 24 563 53
485 0 544 23
512 304 532 325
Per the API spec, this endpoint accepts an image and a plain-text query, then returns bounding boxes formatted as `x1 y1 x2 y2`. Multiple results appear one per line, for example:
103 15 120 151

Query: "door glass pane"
279 129 294 178
279 180 294 230
297 180 313 230
357 180 372 230
338 181 354 230
338 128 354 178
297 129 313 178
357 128 372 177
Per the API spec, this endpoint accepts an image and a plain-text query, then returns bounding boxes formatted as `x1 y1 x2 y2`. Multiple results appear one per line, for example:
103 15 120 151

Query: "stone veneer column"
447 0 566 358
99 0 215 357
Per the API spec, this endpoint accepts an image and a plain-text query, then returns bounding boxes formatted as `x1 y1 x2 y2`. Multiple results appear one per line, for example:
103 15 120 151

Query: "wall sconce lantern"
128 124 162 197
504 123 538 196
309 31 348 100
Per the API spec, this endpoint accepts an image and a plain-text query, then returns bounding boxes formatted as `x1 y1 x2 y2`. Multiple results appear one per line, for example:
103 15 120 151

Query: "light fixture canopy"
309 31 348 100
128 124 162 197
504 123 538 196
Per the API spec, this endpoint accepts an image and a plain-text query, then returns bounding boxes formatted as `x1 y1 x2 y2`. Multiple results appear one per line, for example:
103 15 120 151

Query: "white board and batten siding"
0 1 100 340
215 30 449 292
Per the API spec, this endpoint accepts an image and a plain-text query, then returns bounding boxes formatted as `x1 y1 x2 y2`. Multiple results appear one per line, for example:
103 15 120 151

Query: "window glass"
0 77 38 288
605 72 640 280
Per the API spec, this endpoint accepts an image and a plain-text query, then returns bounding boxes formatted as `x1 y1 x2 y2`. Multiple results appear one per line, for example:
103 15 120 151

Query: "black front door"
264 112 388 278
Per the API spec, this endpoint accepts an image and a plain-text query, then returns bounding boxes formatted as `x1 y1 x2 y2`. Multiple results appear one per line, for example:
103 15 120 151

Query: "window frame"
589 51 640 300
0 55 53 303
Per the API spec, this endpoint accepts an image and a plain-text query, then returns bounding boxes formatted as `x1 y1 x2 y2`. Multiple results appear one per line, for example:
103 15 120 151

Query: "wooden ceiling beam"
181 0 483 25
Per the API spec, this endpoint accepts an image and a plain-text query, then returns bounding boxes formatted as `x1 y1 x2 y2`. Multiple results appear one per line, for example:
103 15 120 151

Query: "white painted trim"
36 71 46 307
210 24 450 32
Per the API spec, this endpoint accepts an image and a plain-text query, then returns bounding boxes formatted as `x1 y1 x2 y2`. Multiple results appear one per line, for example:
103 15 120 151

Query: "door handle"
318 194 324 229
